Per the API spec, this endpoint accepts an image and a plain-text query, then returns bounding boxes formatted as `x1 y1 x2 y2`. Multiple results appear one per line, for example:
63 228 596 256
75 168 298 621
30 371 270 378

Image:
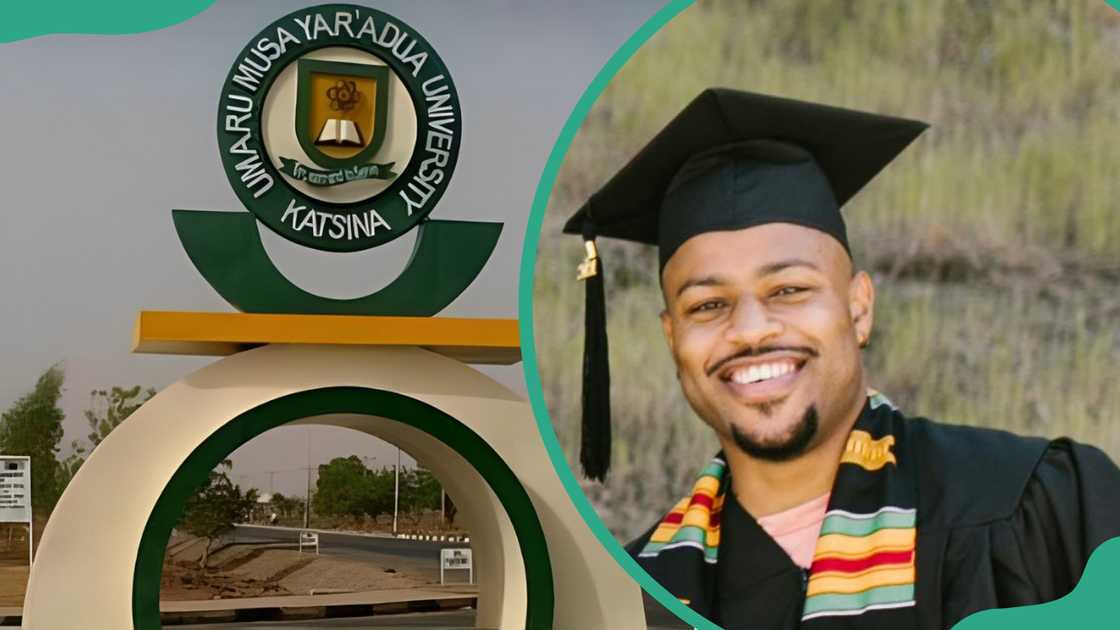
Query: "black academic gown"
628 400 1120 630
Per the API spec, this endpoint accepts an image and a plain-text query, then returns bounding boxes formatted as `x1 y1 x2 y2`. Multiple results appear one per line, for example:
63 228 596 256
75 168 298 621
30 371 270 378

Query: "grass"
866 281 1119 449
532 0 1120 540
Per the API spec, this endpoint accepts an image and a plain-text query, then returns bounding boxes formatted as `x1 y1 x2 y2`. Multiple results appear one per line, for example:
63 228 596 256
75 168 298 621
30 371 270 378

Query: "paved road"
231 525 457 580
177 609 687 629
221 526 690 629
232 525 450 561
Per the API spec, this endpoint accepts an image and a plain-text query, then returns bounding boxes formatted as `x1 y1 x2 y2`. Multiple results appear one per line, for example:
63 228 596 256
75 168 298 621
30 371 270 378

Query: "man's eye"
689 300 725 314
773 286 807 297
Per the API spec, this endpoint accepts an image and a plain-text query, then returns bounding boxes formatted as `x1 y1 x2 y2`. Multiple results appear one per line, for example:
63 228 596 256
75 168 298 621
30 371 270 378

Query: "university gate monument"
22 5 643 628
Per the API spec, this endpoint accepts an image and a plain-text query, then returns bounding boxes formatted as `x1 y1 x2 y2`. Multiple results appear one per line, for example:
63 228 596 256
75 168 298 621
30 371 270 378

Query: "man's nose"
724 297 782 347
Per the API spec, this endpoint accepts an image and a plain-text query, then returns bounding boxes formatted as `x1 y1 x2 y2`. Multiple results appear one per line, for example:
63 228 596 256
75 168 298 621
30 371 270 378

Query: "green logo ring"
216 3 461 252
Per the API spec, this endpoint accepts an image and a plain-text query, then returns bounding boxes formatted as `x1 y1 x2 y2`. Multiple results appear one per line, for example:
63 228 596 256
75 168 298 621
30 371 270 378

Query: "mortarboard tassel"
578 222 611 482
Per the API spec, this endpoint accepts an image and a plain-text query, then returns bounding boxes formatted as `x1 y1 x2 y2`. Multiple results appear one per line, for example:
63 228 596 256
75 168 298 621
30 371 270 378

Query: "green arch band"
173 210 502 316
131 386 554 629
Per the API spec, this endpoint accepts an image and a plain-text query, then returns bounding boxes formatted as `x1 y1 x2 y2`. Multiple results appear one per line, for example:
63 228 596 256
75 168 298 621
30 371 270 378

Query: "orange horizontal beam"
132 311 521 364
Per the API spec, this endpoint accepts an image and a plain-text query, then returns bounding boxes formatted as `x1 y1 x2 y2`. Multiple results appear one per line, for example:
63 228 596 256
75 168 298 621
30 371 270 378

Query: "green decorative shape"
514 1 715 629
953 537 1120 629
1 0 214 43
132 386 554 629
173 210 500 316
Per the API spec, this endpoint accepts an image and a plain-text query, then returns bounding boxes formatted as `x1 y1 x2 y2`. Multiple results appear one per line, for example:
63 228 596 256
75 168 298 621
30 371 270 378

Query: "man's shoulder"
902 416 1051 528
904 416 1051 464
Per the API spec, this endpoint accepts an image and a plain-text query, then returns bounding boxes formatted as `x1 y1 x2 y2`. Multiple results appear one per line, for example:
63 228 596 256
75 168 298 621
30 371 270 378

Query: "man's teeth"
729 362 797 385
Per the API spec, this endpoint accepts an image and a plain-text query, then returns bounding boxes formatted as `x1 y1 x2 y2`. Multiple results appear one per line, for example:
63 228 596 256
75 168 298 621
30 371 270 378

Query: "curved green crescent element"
1 0 214 43
132 386 554 630
515 2 717 629
954 537 1120 629
173 210 501 316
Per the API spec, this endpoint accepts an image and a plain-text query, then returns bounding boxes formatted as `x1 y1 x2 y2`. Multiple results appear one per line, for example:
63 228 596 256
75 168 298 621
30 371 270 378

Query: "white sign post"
440 547 472 585
0 456 32 568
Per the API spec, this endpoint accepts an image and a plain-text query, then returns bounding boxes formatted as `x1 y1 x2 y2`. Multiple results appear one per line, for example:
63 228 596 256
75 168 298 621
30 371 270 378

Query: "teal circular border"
131 386 554 629
515 2 719 629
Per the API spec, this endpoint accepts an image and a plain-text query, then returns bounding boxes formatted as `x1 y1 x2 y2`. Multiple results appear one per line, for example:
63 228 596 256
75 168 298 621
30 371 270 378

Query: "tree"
366 466 396 517
396 468 443 526
0 365 66 514
403 468 442 512
270 493 301 520
313 456 375 518
57 445 85 493
57 384 155 489
84 385 155 447
178 460 256 568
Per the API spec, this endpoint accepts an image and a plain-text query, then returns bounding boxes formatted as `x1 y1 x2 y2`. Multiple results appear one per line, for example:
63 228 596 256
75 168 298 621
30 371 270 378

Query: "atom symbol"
326 80 361 112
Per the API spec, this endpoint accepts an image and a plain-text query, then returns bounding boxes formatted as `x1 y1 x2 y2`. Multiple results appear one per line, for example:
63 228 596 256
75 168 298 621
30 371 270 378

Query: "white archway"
23 344 643 629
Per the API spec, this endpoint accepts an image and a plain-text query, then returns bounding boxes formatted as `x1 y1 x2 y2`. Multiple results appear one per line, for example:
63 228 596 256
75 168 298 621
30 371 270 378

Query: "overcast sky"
0 0 663 497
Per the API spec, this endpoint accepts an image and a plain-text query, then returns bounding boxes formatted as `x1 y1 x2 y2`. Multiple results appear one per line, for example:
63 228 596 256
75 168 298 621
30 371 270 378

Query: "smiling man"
562 89 1120 629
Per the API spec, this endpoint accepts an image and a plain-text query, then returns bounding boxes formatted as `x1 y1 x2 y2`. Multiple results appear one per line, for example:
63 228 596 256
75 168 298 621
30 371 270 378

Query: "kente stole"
638 391 917 622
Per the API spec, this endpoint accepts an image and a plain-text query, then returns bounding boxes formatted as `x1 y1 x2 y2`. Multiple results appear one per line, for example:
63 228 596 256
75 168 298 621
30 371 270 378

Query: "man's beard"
729 404 819 462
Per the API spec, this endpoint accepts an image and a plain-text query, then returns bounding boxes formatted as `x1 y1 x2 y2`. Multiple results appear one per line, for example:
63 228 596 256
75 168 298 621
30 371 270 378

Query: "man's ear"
660 309 675 355
849 270 875 348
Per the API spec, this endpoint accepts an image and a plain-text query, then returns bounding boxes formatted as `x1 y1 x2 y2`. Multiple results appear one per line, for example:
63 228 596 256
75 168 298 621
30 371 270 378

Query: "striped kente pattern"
801 507 917 621
638 456 727 564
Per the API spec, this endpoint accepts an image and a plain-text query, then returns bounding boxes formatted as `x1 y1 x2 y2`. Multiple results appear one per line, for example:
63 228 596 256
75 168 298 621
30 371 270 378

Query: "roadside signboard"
0 457 30 523
440 547 472 584
0 456 32 566
298 530 319 554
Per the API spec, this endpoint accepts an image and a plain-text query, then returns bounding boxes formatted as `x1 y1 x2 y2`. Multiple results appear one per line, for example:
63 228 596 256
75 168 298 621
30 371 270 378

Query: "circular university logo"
217 4 461 252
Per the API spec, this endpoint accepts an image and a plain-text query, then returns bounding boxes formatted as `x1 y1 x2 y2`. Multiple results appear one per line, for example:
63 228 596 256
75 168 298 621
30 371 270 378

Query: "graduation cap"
563 88 928 482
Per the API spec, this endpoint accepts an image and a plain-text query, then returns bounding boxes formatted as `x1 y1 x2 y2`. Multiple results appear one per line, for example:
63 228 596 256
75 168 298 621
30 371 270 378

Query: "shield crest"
295 58 390 170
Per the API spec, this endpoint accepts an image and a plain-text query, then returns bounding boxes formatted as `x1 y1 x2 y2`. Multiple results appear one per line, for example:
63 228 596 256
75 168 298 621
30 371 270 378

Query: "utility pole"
303 428 311 530
392 446 400 534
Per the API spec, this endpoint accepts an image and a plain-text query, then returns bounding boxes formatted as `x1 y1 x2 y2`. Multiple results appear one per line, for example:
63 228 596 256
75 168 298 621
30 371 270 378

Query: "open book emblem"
295 58 390 170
